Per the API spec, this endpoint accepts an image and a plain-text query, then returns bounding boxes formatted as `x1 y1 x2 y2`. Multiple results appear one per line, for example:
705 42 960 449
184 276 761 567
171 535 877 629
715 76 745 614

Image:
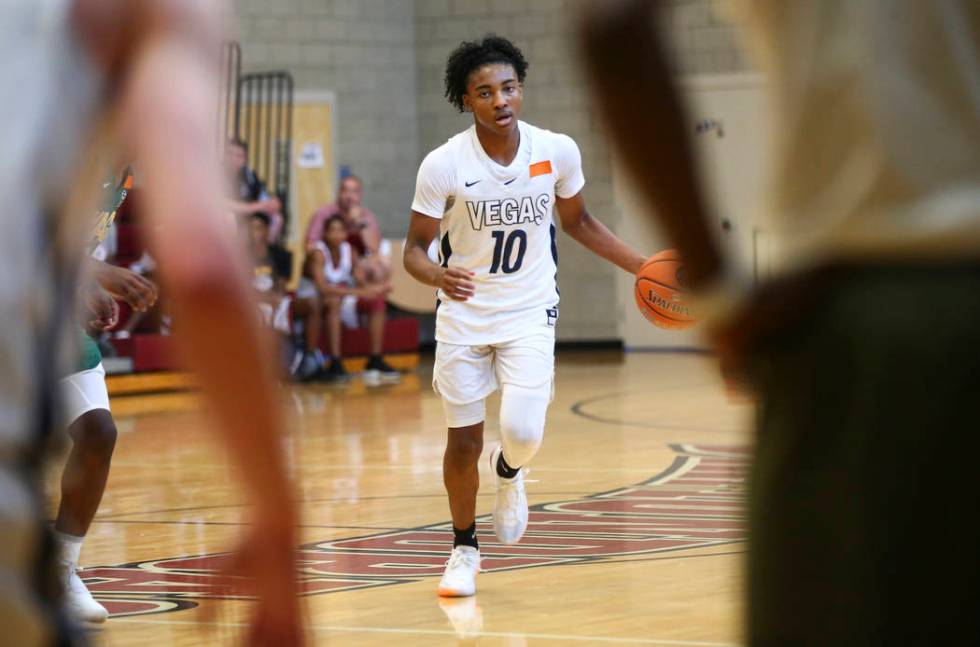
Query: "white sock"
55 530 84 569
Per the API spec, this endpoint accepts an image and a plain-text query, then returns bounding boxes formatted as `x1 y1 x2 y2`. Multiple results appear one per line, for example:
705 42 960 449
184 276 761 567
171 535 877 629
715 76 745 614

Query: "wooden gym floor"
56 350 753 646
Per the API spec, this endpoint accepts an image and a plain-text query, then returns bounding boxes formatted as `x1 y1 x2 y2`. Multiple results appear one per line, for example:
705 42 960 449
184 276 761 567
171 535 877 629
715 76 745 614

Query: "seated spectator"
306 174 390 285
245 213 322 382
297 214 399 385
225 138 285 242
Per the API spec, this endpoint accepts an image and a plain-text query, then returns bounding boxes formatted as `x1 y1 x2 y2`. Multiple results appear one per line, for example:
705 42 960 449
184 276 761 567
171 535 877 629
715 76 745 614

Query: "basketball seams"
637 275 682 292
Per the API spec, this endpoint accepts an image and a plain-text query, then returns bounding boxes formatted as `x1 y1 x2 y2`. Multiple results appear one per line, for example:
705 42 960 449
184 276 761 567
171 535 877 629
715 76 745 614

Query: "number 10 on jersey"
489 230 527 274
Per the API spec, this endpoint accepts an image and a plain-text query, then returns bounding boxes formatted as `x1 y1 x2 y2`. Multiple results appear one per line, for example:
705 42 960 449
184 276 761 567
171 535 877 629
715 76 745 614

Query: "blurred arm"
580 0 723 289
88 4 303 641
105 0 295 528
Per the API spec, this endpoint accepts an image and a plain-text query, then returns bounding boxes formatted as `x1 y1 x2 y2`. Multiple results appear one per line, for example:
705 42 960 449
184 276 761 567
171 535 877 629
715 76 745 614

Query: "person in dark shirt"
247 213 322 381
227 139 285 242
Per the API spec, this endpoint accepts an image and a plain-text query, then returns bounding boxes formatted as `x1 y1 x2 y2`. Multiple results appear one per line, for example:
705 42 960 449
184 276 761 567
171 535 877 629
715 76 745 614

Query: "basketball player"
404 35 646 597
55 172 159 623
1 1 302 644
582 1 980 643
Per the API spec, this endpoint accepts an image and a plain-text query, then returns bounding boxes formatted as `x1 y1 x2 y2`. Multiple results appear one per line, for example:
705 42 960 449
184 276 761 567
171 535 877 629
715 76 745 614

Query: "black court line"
583 548 746 568
93 491 596 521
569 389 735 433
90 520 408 531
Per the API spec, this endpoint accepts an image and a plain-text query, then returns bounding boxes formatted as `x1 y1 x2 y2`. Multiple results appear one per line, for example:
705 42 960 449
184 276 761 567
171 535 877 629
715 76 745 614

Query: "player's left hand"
98 264 159 311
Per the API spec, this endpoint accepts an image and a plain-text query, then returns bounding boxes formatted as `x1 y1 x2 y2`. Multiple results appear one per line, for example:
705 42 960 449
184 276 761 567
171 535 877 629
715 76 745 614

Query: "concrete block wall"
660 0 754 75
233 0 750 341
233 0 418 238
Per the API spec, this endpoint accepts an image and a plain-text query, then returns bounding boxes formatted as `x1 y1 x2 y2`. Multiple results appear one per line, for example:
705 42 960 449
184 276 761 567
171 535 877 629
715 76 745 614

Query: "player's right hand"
82 285 120 334
438 267 475 301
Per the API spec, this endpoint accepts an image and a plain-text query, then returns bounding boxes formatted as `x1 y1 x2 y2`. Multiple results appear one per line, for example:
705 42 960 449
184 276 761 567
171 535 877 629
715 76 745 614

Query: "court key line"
110 617 741 646
569 389 744 433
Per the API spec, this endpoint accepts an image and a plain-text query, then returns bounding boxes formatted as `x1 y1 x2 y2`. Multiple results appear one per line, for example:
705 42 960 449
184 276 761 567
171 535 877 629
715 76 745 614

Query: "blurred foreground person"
583 1 980 644
1 1 303 645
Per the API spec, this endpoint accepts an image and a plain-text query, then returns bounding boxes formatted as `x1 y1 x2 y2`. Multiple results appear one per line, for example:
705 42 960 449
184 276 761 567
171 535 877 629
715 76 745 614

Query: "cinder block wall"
234 0 750 341
233 0 419 237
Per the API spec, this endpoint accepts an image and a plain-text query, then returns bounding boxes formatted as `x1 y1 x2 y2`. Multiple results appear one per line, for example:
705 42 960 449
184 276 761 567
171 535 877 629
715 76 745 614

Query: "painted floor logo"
83 444 748 618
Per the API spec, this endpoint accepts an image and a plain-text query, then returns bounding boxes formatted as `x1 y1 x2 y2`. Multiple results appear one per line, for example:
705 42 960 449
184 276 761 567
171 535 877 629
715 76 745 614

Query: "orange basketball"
634 250 696 329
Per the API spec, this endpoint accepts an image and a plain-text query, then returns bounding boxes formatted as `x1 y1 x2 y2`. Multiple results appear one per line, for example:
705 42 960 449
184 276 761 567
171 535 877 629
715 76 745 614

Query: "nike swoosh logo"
465 180 481 187
503 178 516 185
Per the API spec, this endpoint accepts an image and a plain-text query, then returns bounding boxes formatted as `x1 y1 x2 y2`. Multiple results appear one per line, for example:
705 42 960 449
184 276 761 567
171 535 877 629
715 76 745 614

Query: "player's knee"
447 426 483 463
500 418 542 466
324 295 342 311
75 409 117 458
499 386 549 466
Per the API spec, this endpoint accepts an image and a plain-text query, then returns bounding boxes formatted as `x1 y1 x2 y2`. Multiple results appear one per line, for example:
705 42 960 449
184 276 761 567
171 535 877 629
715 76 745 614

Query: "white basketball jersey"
412 121 585 345
311 240 353 285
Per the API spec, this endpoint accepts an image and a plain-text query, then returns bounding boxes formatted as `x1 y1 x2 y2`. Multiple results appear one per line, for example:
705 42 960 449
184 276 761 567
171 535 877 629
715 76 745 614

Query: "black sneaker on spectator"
363 355 401 387
292 352 320 383
319 358 351 383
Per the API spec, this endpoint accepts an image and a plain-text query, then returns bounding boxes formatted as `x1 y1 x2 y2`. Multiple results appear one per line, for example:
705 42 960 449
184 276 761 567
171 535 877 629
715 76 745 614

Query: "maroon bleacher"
107 189 419 373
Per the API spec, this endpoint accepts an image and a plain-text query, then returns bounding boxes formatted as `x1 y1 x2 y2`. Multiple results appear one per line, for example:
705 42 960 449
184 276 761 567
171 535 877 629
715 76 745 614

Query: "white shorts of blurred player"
295 280 360 329
59 363 110 425
258 296 294 334
434 330 555 468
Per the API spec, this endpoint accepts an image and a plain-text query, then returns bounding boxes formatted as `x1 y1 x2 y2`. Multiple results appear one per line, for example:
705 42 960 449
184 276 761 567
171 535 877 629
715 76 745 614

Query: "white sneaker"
437 545 480 597
65 568 108 623
438 596 484 639
490 445 529 545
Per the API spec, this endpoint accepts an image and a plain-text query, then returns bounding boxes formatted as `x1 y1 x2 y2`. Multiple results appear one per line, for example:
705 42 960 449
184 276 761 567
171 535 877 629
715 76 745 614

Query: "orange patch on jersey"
529 160 552 178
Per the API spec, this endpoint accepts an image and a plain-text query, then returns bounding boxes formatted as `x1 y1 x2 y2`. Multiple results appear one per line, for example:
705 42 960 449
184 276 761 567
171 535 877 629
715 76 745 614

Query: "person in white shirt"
583 1 980 643
404 35 646 598
299 214 398 384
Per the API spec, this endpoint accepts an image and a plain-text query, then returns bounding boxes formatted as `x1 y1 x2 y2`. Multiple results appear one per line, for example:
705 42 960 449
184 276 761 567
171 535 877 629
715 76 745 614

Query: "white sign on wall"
298 142 325 169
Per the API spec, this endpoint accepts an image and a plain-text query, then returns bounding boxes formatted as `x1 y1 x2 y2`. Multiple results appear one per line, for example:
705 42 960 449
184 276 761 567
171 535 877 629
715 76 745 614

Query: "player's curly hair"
444 35 529 113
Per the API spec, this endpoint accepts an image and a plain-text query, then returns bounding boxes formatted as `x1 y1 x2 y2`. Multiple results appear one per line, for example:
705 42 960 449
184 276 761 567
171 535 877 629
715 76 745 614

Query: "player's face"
325 219 347 247
463 63 522 136
337 177 362 211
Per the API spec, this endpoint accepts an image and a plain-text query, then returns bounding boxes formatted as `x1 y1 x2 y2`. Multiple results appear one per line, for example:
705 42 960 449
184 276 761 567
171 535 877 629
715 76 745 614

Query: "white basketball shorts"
59 363 110 425
433 330 555 427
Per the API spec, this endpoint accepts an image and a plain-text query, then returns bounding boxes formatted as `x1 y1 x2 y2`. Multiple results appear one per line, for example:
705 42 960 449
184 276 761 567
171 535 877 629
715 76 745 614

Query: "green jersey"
73 168 133 374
